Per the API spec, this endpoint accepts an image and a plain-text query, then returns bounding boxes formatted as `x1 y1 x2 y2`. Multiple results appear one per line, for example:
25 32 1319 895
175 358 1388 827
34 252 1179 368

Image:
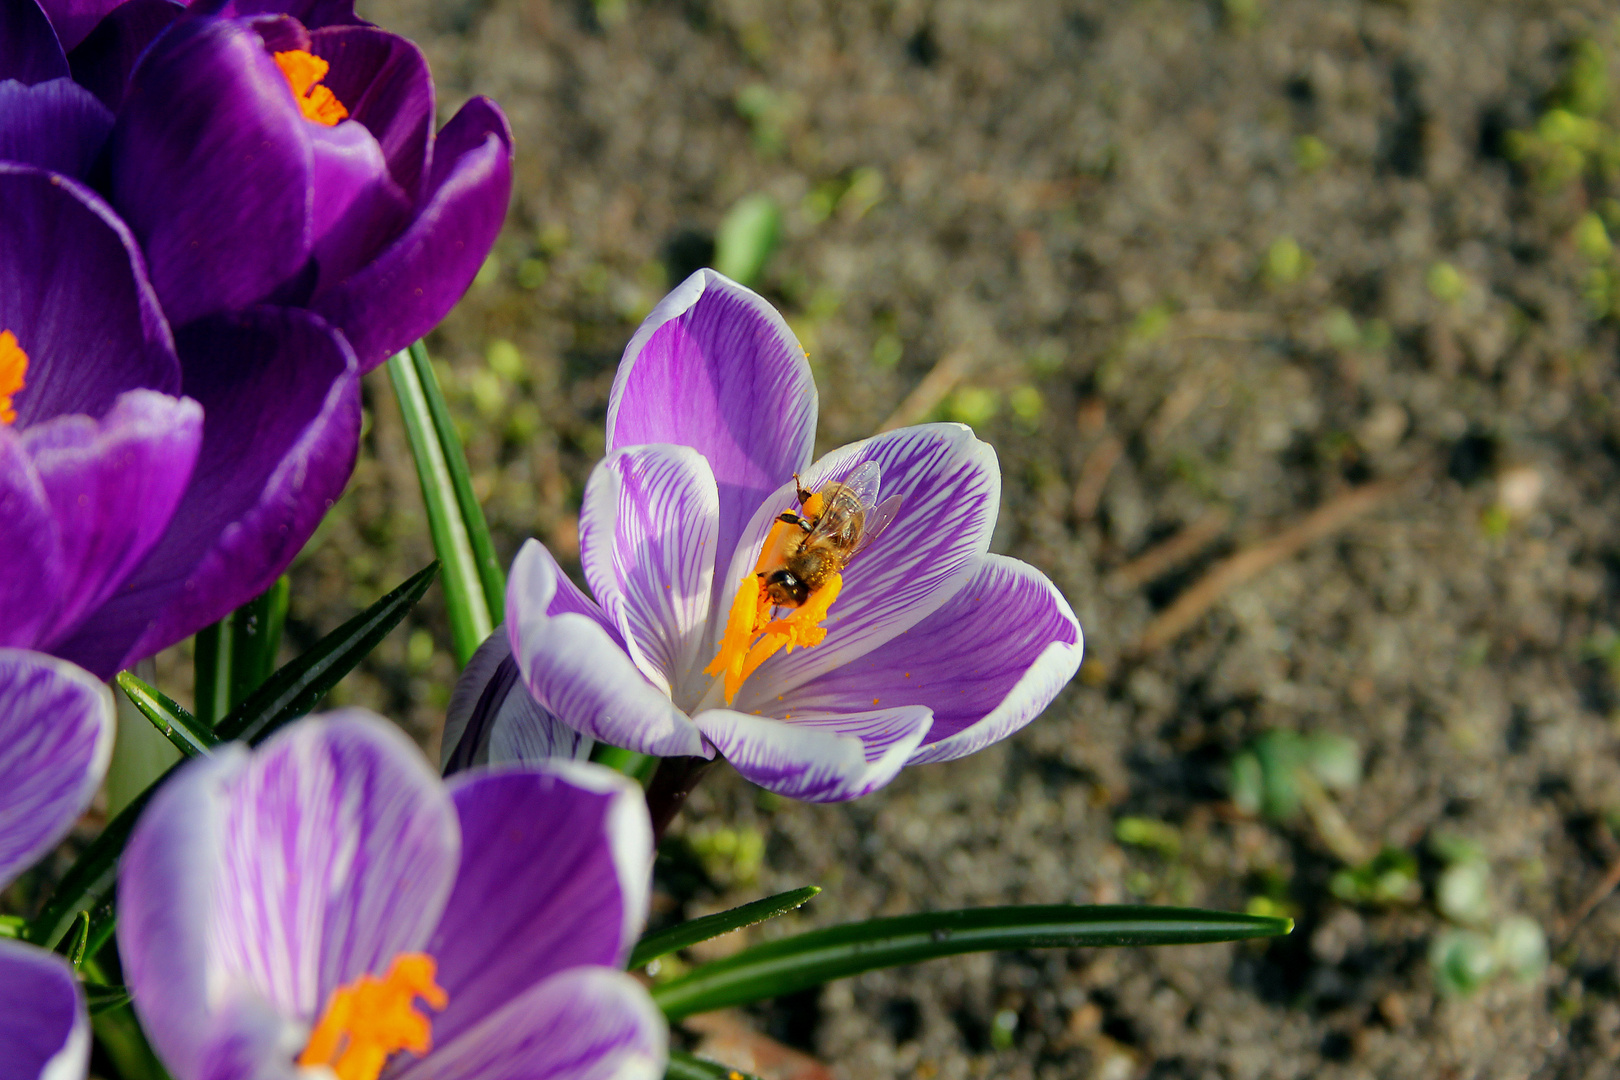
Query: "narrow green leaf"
665 1050 762 1080
629 887 820 971
650 905 1293 1021
84 984 134 1016
214 562 438 743
29 566 438 949
230 575 289 707
389 343 501 664
591 744 659 785
115 672 220 757
191 618 233 727
58 911 90 968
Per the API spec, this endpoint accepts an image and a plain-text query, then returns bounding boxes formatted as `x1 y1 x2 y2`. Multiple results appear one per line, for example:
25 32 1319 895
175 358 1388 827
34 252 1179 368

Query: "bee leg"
792 472 813 506
777 512 812 531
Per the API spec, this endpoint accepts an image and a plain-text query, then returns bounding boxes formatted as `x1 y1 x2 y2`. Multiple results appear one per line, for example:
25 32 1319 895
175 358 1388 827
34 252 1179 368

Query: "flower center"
705 490 843 705
0 330 28 426
296 953 447 1080
273 50 349 126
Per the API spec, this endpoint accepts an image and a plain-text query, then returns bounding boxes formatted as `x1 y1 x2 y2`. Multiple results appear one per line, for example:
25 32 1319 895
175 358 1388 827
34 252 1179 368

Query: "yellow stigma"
0 330 27 426
705 491 842 705
297 953 447 1080
274 50 348 126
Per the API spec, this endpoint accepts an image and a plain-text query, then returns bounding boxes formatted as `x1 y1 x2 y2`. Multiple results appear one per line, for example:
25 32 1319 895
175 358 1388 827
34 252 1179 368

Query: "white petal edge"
696 706 932 803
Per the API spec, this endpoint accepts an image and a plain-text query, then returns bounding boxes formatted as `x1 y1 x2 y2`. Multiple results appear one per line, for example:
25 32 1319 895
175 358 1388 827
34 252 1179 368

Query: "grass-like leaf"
629 886 820 971
388 342 504 664
84 984 133 1016
650 905 1293 1021
665 1050 762 1080
192 576 289 726
115 672 219 757
29 565 438 949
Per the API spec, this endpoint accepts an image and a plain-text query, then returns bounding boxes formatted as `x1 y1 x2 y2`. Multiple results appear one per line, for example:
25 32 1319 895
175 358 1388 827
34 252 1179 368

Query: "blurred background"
175 1 1620 1076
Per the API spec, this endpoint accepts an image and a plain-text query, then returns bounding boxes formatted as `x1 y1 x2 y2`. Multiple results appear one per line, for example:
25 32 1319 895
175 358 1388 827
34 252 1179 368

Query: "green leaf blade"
665 1050 762 1080
650 904 1292 1021
115 672 219 757
629 886 820 971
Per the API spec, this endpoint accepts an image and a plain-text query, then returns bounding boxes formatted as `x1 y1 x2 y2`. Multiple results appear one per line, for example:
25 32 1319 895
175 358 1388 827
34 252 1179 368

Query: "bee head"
762 569 810 607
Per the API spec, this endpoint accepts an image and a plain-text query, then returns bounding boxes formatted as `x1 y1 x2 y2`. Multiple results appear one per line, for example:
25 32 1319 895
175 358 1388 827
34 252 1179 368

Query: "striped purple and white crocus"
0 649 117 1080
116 711 665 1080
451 269 1083 802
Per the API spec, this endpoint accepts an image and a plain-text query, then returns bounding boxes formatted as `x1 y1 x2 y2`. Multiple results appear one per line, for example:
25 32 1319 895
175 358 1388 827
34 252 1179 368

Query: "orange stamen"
273 50 348 126
0 330 27 426
297 953 447 1080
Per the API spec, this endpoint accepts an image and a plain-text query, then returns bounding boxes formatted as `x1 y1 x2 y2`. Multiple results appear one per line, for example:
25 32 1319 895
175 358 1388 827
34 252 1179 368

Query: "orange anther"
273 50 348 126
297 953 447 1080
0 330 27 426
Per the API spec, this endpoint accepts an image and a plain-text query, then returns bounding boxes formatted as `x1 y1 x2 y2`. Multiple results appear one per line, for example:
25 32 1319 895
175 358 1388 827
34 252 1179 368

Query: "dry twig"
1558 858 1620 939
1133 475 1411 655
1112 507 1232 588
878 348 975 432
1071 434 1124 521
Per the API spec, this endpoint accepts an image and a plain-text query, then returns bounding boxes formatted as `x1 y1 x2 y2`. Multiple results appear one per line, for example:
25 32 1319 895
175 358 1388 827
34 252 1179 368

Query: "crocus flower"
0 649 119 1080
470 270 1083 802
5 0 514 372
118 710 665 1080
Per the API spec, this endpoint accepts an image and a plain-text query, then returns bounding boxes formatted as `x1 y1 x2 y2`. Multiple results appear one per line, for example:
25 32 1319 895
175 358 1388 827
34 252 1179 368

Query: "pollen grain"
0 330 27 426
274 50 348 125
298 953 447 1080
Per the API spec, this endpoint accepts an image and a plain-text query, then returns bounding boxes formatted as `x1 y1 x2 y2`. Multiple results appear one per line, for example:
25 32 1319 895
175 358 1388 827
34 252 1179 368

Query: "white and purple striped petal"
579 445 718 695
119 712 460 1079
722 423 1001 704
0 649 113 890
396 966 665 1080
698 706 932 803
770 555 1082 764
607 270 816 616
0 939 88 1080
441 629 592 772
506 540 705 758
426 761 651 1049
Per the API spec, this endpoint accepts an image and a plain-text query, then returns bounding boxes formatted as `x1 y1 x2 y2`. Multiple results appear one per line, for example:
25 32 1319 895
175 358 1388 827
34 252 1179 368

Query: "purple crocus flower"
118 711 666 1080
467 270 1083 802
0 649 119 1080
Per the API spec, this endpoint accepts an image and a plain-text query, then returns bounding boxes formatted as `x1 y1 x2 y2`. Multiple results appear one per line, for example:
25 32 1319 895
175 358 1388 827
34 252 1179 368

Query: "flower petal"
773 555 1082 764
110 17 313 324
426 762 651 1048
0 0 68 85
66 0 185 111
0 650 112 890
697 705 931 802
441 628 592 773
56 307 360 677
724 423 1000 705
506 540 705 758
34 0 124 51
0 164 180 425
0 939 88 1080
0 77 112 178
397 966 665 1080
119 712 460 1079
304 117 412 294
0 436 59 650
607 269 817 619
579 445 719 696
21 391 202 649
309 25 433 200
311 96 511 371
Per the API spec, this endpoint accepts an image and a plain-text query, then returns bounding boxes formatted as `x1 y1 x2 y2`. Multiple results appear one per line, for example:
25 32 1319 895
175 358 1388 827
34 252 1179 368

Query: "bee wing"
838 460 884 509
848 493 904 559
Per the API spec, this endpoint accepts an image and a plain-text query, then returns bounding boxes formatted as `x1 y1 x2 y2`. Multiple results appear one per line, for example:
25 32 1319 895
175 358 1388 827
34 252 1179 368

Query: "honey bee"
758 460 903 607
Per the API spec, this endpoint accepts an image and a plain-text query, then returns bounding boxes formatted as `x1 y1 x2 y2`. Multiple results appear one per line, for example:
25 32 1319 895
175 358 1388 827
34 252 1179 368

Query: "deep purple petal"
34 0 123 51
0 0 68 84
724 423 1000 705
64 0 183 109
697 705 932 802
774 555 1082 764
607 269 817 621
579 445 718 696
426 763 651 1048
0 650 112 889
305 118 412 294
110 17 312 324
441 628 592 773
0 435 58 650
506 540 706 758
399 967 665 1080
22 391 202 648
207 0 362 28
309 25 432 200
56 307 360 677
0 939 87 1080
0 77 112 178
119 713 460 1079
0 164 180 424
311 96 511 371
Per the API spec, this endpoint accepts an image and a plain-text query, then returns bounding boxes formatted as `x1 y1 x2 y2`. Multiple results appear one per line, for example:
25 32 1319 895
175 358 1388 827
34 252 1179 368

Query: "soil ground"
270 1 1620 1076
